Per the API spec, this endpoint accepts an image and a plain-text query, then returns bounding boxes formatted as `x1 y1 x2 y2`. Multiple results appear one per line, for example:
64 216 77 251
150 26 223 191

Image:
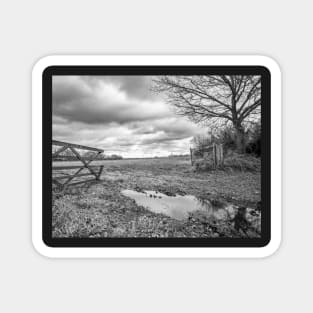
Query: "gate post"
190 148 194 165
212 143 224 168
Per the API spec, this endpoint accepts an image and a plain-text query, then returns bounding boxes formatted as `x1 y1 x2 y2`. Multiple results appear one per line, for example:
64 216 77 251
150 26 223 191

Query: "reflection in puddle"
121 189 236 221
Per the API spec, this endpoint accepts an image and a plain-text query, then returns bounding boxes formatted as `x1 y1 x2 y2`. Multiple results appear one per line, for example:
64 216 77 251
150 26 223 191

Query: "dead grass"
194 152 260 172
52 156 261 238
224 151 261 172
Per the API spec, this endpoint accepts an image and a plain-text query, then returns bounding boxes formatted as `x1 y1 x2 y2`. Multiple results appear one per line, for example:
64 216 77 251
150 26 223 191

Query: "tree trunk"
234 126 246 154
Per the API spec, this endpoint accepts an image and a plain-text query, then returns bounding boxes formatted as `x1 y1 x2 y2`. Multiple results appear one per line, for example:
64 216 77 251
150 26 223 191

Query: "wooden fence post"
218 144 224 167
213 143 216 168
190 148 194 165
212 144 224 168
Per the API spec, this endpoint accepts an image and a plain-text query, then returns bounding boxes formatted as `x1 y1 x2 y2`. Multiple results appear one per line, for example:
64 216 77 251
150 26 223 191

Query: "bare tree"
153 75 261 153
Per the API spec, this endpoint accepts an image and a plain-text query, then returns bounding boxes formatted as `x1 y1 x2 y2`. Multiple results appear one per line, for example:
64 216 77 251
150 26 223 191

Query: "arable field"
52 157 261 238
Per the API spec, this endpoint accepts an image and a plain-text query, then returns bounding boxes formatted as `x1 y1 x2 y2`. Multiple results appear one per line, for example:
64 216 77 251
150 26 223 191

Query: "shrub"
192 122 261 157
217 126 237 150
245 122 261 157
193 152 260 172
246 138 261 156
224 151 260 172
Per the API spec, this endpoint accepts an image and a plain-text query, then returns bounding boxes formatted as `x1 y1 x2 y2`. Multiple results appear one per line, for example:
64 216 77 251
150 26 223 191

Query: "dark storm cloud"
53 76 168 125
141 135 186 145
52 76 207 157
130 118 200 143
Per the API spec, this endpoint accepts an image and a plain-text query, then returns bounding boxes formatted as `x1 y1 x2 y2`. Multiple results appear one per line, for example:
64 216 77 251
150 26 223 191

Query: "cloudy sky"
52 76 207 158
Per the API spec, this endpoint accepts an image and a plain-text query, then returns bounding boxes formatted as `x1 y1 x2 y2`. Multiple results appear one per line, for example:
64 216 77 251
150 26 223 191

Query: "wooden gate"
190 143 224 168
52 140 104 190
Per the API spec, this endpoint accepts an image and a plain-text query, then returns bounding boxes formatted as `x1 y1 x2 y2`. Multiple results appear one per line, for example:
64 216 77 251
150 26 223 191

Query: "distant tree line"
168 153 190 158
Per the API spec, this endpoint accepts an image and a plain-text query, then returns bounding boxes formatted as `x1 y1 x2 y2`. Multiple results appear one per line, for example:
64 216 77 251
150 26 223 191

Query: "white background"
0 0 311 312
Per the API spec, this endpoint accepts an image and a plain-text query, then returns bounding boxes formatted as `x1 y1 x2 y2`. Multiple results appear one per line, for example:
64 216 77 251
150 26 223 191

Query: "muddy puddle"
121 189 238 221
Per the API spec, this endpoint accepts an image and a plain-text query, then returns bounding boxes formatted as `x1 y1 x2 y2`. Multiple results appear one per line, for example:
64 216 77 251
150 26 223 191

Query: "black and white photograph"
5 0 313 309
52 74 262 239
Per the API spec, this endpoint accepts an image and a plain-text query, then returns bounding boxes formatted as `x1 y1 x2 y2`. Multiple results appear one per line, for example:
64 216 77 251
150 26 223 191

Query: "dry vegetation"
194 151 261 172
52 156 261 238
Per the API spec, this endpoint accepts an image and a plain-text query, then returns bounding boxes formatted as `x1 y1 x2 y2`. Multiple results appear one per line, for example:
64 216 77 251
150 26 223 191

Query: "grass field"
52 157 261 238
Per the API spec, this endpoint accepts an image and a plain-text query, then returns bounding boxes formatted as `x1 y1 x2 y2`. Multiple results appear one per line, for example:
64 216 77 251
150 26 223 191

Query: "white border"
32 55 281 258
